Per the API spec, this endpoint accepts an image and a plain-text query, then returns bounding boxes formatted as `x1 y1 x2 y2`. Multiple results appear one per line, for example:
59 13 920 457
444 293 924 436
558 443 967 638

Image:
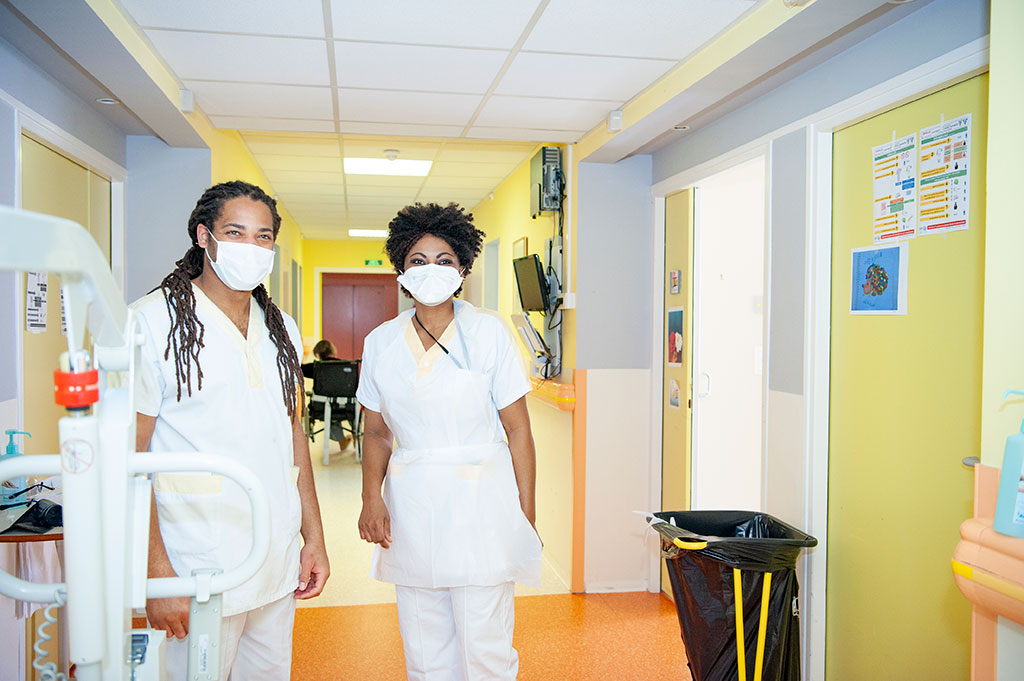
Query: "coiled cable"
32 587 67 681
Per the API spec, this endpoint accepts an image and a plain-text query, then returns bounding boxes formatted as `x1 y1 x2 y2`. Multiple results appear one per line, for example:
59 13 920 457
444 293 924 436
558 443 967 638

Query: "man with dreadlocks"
131 181 329 680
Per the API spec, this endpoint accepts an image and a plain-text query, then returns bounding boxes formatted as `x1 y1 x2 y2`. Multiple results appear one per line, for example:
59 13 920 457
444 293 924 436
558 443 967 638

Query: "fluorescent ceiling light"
349 229 388 238
344 157 432 176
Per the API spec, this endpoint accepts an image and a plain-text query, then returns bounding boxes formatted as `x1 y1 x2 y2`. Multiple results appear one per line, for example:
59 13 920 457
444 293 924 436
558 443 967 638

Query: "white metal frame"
646 35 990 681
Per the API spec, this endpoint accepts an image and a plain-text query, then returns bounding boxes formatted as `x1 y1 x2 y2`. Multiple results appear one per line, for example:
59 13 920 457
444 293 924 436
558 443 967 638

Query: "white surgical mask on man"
205 233 275 291
397 263 464 306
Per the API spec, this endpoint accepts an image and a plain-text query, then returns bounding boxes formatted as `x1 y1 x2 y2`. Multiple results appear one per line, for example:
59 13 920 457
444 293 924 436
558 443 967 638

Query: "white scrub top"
132 284 303 617
357 300 542 588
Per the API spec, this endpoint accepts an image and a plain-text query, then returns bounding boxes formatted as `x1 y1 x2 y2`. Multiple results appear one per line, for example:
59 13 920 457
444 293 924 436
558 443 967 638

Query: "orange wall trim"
570 369 587 593
529 377 576 411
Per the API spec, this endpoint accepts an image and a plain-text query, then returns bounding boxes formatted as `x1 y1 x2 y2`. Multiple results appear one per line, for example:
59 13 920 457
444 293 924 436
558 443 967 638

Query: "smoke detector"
384 149 399 161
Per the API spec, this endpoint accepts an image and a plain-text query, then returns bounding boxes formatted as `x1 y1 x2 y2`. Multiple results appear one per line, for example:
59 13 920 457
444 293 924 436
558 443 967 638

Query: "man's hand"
294 541 330 599
146 563 189 639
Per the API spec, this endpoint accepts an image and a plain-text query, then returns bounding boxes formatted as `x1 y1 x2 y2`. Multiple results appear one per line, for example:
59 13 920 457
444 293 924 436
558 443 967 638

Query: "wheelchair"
303 359 364 465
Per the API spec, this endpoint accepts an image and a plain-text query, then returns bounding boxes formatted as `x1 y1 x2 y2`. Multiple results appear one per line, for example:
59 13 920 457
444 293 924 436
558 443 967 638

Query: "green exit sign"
365 259 383 266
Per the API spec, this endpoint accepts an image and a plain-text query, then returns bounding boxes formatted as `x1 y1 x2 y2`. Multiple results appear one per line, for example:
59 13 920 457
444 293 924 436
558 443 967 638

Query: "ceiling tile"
335 42 505 94
466 126 580 144
421 176 504 191
209 116 335 133
120 0 325 37
429 161 510 178
253 155 342 172
263 169 345 184
243 139 341 157
496 52 674 101
474 95 615 131
185 81 333 118
147 31 329 85
338 89 481 126
339 186 419 199
435 148 532 164
340 122 465 138
270 182 351 194
416 192 487 205
523 0 756 59
330 0 535 49
341 140 438 161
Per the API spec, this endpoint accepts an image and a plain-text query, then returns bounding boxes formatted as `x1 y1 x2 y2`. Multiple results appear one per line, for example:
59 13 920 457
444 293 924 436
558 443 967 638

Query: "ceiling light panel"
184 81 333 118
329 0 536 49
475 95 615 131
497 53 674 101
337 89 481 126
145 31 330 85
209 116 335 133
523 0 756 59
349 229 389 238
119 0 325 37
335 43 506 94
343 158 431 176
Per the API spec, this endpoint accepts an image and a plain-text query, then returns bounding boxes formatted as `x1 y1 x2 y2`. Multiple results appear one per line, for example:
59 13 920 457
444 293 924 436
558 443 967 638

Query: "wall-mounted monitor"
513 254 549 312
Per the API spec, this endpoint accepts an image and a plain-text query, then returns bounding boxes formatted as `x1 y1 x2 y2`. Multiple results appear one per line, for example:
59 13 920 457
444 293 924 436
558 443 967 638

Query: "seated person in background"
302 339 339 379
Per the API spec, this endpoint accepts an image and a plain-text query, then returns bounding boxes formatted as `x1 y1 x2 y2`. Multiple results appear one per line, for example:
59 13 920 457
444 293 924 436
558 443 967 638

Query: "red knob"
54 369 99 408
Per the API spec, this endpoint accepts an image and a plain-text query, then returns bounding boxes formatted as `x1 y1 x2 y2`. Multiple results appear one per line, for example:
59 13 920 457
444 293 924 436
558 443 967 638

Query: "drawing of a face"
862 264 889 296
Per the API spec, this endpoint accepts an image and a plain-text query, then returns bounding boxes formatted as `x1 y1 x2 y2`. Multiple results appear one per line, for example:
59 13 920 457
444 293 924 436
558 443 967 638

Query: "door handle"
698 372 711 397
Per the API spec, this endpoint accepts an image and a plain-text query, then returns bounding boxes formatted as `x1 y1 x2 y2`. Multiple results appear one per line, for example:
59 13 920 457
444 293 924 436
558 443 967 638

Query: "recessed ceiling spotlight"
349 228 388 238
673 124 690 131
96 97 119 105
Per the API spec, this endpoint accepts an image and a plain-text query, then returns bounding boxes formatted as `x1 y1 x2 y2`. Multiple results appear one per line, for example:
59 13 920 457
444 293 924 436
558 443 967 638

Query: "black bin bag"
650 511 817 681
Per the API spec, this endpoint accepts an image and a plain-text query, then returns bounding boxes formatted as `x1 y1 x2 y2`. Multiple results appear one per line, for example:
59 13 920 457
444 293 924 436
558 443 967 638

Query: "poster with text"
918 113 971 236
872 133 917 243
667 307 684 366
850 244 908 315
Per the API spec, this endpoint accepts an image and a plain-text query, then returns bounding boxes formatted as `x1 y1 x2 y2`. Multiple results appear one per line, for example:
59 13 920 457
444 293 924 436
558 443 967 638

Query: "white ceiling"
113 0 760 238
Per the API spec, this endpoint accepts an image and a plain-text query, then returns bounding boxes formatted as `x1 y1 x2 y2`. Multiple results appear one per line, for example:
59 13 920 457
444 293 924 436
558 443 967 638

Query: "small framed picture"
669 269 681 294
667 306 684 366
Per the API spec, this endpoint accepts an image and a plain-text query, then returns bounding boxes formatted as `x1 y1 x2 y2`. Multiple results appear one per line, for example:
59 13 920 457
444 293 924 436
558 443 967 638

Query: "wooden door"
661 188 693 596
321 273 398 360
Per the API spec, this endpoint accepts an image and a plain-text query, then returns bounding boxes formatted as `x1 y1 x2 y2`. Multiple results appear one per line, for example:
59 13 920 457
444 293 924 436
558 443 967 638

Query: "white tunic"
357 300 542 588
132 284 303 617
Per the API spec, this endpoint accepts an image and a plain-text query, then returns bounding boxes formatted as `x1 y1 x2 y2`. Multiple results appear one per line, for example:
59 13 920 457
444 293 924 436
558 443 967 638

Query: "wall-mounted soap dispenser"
1 429 30 500
994 390 1024 538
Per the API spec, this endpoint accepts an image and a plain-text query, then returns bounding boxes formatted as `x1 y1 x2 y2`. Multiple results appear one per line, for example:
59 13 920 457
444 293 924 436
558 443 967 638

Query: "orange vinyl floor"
291 591 692 680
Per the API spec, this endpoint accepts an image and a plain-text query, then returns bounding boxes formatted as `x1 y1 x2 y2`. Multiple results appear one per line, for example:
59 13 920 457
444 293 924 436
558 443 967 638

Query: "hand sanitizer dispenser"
1 429 30 500
994 391 1024 538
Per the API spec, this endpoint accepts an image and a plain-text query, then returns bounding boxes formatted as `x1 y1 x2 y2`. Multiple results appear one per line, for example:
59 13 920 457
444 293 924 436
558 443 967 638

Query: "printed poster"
918 114 971 236
668 379 681 410
666 307 684 367
850 244 908 315
25 271 47 333
872 133 917 243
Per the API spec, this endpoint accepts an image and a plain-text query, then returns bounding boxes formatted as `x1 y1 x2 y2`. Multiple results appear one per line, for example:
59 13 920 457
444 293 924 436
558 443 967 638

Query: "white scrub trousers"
163 593 296 680
396 582 518 681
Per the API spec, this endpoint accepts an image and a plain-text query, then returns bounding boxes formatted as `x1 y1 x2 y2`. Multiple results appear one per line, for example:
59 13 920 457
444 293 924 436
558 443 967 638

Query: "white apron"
367 312 542 588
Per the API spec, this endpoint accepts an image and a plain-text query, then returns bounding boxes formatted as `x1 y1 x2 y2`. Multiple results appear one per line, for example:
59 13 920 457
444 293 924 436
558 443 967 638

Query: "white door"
691 156 767 511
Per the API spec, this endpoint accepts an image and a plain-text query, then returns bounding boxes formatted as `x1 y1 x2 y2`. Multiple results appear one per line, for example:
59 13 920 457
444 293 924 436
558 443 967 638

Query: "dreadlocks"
152 180 303 419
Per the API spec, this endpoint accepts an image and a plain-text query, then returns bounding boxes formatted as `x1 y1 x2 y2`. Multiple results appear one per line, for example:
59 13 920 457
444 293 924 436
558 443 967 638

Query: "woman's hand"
358 494 392 549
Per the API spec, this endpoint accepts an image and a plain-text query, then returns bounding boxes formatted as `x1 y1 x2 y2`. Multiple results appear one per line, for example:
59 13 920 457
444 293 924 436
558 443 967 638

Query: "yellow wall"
825 75 987 680
20 135 110 457
981 0 1024 467
468 148 575 585
299 238 389 339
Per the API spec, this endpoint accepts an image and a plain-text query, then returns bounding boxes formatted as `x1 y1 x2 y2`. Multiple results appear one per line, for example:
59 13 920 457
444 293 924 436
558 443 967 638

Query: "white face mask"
205 233 275 291
397 263 464 306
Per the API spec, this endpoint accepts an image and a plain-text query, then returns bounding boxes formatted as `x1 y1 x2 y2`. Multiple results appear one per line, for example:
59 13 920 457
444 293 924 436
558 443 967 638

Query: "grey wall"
0 35 126 168
652 0 990 184
0 101 18 402
576 155 653 370
124 135 210 302
767 130 807 395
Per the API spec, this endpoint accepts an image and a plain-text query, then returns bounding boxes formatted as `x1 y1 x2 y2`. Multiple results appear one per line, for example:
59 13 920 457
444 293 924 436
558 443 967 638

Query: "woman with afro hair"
357 202 542 680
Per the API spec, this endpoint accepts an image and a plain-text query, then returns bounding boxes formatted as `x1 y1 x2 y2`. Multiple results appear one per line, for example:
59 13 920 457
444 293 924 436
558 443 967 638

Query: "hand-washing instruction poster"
850 243 908 315
872 133 917 243
918 113 971 236
25 271 47 333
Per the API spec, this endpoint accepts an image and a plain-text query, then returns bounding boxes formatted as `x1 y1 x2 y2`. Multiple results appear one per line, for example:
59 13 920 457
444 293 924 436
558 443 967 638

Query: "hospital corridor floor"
294 439 691 679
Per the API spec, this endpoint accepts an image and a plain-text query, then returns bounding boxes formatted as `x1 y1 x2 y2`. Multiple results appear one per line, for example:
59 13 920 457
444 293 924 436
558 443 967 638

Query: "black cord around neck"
414 313 450 355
